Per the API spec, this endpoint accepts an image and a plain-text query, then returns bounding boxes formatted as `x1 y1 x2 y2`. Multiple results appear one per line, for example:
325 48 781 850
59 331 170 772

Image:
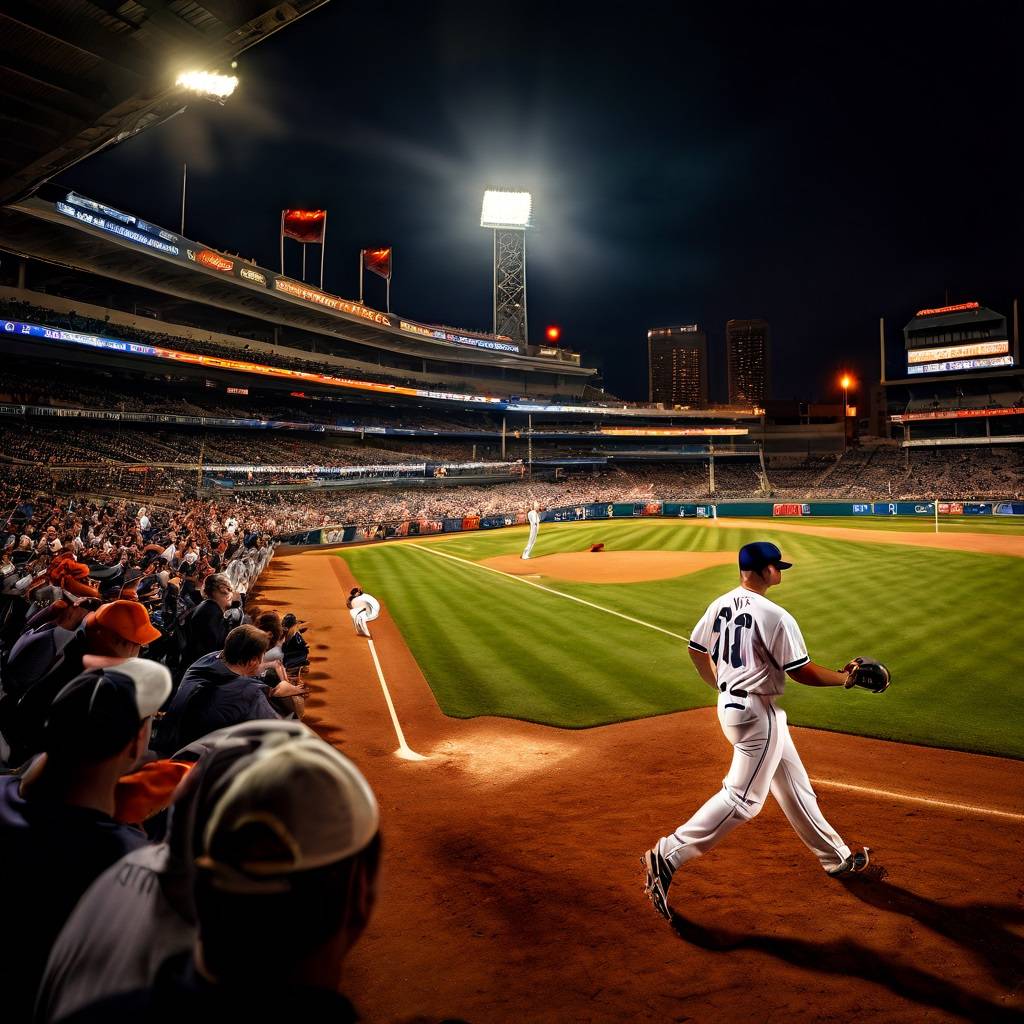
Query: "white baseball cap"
45 657 172 756
199 727 379 891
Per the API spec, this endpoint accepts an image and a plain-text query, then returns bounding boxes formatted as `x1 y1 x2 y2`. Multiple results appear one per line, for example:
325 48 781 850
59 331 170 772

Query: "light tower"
481 189 532 343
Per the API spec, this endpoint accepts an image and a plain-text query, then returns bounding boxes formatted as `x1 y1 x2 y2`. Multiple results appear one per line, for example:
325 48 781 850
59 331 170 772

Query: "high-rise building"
726 318 770 406
647 324 708 406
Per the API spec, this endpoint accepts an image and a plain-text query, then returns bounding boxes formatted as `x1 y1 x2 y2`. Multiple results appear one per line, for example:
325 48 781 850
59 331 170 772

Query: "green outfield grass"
337 520 1024 759
733 514 1024 535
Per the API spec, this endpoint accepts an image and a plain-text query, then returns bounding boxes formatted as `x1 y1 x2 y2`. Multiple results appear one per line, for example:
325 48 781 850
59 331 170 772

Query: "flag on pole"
362 246 392 280
282 209 327 244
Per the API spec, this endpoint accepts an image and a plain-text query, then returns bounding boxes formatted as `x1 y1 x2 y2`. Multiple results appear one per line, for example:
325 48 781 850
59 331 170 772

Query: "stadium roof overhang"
0 1 330 206
0 193 596 377
903 305 1005 334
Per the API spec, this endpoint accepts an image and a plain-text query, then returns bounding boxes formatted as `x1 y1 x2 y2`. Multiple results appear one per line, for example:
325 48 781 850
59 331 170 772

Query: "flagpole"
180 163 187 235
280 211 285 275
302 243 306 283
386 274 391 313
319 211 327 290
359 249 364 304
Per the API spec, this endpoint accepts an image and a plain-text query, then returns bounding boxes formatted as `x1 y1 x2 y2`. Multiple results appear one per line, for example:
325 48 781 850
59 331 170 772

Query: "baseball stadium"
0 4 1022 1023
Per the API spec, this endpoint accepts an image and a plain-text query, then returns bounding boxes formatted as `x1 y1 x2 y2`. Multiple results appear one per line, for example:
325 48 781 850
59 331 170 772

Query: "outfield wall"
284 499 1024 545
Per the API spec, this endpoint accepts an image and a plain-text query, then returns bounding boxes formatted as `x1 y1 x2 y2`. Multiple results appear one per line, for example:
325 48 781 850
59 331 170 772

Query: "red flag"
282 209 326 244
363 247 392 280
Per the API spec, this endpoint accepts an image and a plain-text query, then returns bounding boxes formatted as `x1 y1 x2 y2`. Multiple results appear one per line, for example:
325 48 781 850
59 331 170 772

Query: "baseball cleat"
826 847 870 876
642 847 673 921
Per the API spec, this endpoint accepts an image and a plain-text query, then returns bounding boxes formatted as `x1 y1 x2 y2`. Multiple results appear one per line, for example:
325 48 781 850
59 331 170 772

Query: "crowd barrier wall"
284 498 1024 546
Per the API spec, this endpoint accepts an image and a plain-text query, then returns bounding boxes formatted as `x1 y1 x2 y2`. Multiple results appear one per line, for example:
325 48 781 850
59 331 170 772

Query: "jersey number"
711 608 753 669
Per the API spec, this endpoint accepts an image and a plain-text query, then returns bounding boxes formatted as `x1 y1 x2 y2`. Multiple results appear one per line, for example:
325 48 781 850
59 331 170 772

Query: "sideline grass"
337 522 1024 758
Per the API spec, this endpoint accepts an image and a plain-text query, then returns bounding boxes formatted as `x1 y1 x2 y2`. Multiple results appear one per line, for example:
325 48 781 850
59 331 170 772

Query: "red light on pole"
545 325 561 343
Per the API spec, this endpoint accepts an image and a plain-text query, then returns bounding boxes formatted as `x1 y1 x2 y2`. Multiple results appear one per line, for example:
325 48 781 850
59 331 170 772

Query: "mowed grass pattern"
338 520 1024 758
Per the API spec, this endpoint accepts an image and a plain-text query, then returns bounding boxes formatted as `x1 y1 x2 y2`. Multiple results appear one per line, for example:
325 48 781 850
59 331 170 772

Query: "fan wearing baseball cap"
62 726 381 1023
38 721 315 1022
0 600 163 766
0 659 171 1022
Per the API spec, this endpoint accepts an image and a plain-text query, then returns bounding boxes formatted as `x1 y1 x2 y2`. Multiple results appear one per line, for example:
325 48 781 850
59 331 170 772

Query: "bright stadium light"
176 69 239 101
481 190 532 229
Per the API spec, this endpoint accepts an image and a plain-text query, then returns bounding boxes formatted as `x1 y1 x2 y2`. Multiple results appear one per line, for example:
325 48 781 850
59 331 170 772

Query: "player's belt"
718 683 749 697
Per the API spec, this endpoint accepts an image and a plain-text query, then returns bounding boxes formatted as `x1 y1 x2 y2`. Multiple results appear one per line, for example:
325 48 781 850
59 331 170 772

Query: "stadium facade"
883 300 1023 448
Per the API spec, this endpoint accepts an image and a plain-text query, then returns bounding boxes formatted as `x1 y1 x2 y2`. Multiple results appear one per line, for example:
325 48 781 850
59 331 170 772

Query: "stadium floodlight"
481 190 532 229
175 70 239 101
482 189 532 343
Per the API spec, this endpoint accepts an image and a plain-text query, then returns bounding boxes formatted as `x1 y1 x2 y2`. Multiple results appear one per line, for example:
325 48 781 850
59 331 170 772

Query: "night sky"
61 1 1023 404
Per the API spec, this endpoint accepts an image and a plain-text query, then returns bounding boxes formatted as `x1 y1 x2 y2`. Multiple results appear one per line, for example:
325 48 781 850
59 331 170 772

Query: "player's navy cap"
738 541 792 572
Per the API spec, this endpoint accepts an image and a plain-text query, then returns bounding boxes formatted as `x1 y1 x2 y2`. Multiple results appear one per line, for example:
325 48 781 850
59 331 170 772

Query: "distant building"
647 324 708 407
726 318 770 406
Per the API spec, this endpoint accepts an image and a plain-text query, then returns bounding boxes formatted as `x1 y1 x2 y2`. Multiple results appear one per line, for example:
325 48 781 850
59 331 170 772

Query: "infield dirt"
251 544 1024 1023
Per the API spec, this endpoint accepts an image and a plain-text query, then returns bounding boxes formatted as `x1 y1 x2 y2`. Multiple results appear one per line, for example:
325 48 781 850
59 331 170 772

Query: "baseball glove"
843 657 891 693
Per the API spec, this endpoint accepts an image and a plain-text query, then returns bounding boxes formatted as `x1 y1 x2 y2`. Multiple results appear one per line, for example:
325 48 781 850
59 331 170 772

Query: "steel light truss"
493 227 527 343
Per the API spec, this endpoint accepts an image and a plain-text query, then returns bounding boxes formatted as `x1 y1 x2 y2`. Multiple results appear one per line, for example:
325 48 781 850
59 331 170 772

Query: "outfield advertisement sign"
284 498 1020 545
872 502 935 516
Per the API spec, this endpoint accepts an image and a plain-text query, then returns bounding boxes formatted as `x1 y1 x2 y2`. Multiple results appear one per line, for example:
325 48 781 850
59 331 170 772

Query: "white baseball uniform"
349 593 380 637
656 585 852 873
521 508 540 559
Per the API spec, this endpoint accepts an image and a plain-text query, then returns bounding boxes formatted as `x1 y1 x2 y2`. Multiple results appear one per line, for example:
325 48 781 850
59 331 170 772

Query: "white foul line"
365 637 427 761
811 777 1024 822
411 543 688 642
411 545 1022 821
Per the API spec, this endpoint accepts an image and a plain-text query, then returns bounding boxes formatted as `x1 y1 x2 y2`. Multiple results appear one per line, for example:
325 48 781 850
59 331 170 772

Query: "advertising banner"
872 502 935 516
773 503 810 517
963 502 992 516
994 502 1024 516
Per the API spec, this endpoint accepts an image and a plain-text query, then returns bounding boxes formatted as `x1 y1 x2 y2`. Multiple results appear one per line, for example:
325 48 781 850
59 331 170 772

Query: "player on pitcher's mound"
521 500 541 560
642 541 890 922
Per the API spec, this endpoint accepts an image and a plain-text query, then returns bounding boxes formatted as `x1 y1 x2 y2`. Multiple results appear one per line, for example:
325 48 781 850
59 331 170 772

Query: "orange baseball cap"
92 600 162 645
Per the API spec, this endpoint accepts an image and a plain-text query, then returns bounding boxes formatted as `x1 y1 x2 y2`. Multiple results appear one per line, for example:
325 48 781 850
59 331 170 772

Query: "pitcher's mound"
483 549 734 583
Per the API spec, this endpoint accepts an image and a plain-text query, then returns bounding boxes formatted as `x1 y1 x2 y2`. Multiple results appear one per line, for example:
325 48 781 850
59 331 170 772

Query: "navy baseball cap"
738 541 792 572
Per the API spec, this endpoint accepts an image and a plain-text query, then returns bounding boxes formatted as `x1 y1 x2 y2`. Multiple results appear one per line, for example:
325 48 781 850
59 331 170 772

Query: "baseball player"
643 540 889 922
347 587 381 638
521 501 541 560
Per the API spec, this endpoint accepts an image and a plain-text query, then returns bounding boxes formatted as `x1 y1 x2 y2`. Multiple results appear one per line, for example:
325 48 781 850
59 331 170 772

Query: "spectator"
1 601 162 766
256 610 285 663
36 720 312 1023
63 724 381 1022
281 613 310 671
154 625 306 754
179 573 232 671
0 659 171 1021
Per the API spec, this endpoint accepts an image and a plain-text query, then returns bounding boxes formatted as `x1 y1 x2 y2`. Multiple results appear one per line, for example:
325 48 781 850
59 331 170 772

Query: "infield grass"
337 520 1024 758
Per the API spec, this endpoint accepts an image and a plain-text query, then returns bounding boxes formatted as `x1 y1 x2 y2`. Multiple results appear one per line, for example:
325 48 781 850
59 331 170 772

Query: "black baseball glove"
843 657 891 693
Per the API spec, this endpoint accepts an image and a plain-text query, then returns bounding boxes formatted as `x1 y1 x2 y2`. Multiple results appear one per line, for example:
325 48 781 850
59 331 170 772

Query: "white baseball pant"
522 521 539 559
657 693 851 873
350 603 379 637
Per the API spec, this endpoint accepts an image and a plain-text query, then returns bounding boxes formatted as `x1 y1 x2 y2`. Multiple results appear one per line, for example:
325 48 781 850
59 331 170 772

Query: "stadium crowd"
0 488 391 1020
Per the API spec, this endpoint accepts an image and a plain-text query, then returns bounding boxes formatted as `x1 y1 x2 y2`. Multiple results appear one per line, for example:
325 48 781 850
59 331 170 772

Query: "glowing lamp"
840 375 851 390
481 190 532 229
545 325 561 342
176 70 238 100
